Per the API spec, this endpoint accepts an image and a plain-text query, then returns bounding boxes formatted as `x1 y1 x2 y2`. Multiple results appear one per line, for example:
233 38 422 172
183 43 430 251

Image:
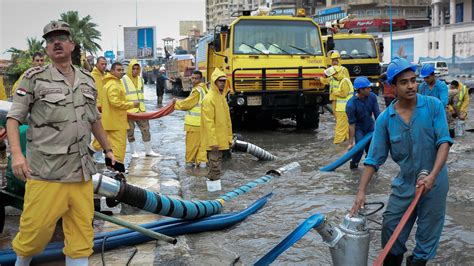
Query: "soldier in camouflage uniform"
6 21 115 266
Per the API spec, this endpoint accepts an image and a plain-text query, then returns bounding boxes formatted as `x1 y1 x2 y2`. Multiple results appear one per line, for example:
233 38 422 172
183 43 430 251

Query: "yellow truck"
322 32 382 93
196 12 329 128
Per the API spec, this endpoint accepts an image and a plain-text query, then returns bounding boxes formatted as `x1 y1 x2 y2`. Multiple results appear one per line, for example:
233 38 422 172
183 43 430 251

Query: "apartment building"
206 0 268 32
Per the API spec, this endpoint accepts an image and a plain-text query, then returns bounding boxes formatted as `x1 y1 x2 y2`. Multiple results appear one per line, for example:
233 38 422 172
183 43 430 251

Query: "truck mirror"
213 34 221 52
327 36 335 52
379 42 384 54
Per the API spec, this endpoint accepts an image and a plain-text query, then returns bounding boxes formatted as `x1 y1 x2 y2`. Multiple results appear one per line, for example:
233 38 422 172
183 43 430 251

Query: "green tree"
59 11 102 55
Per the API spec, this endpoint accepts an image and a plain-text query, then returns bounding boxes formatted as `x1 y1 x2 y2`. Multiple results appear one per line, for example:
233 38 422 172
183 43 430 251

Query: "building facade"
431 0 473 26
206 0 268 32
313 0 431 32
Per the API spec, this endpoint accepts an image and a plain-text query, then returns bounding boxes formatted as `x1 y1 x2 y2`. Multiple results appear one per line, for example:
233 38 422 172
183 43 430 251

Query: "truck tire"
296 109 319 129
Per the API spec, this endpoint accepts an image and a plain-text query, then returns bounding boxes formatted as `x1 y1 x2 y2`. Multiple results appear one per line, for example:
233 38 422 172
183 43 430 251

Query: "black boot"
406 255 427 266
349 161 359 169
383 253 404 266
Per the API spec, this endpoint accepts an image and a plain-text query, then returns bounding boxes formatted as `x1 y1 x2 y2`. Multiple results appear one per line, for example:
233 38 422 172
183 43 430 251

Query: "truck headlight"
237 97 245 106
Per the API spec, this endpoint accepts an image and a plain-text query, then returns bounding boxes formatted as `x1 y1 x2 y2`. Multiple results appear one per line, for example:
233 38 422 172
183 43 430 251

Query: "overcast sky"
0 0 205 59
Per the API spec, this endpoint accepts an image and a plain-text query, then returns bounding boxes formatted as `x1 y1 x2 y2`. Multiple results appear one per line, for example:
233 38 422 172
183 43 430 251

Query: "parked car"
421 61 449 77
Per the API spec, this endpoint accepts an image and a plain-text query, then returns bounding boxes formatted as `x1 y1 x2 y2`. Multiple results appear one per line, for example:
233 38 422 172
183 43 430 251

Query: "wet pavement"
2 83 474 265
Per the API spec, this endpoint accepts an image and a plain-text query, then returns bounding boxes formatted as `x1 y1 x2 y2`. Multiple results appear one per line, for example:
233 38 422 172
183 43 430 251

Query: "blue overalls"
346 92 381 165
364 94 452 260
418 79 449 107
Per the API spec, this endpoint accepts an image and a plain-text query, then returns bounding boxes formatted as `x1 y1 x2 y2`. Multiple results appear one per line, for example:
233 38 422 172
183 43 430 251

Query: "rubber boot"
157 96 163 107
15 256 32 266
65 256 88 266
383 253 404 266
406 255 427 266
144 141 160 157
129 141 139 158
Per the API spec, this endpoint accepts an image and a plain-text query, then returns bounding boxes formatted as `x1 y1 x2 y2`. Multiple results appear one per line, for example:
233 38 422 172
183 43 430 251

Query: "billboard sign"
392 38 414 63
124 26 156 60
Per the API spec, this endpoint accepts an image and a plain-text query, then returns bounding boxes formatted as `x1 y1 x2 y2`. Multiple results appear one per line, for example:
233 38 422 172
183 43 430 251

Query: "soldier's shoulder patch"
16 88 27 96
24 66 46 79
79 68 94 80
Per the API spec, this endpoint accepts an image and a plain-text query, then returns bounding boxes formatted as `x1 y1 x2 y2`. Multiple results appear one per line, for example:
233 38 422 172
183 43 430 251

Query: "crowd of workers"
1 19 471 266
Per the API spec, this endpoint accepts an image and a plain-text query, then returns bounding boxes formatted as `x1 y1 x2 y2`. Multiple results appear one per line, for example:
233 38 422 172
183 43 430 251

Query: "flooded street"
2 83 474 265
142 84 474 265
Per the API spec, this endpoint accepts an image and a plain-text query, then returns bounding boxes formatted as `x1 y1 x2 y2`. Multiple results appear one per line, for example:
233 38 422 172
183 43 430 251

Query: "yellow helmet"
330 51 341 59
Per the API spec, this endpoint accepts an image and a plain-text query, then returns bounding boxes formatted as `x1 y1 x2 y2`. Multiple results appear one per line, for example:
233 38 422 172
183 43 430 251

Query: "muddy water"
2 84 474 265
160 85 474 265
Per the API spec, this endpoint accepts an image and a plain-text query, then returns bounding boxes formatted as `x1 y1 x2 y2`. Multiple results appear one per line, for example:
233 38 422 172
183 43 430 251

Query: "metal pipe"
94 211 177 245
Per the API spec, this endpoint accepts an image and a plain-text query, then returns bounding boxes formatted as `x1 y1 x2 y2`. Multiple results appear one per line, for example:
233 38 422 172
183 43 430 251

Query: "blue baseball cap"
387 57 417 84
353 76 371 90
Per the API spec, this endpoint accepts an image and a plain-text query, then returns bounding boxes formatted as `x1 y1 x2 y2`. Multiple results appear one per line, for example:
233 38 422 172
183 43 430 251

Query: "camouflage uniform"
7 65 100 182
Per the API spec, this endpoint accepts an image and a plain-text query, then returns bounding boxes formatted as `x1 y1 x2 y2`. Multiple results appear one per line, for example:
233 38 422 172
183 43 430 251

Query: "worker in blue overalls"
345 76 380 169
418 63 448 107
350 57 452 266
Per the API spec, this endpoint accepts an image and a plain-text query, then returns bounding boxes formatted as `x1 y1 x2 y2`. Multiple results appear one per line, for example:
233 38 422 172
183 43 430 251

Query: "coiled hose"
232 140 277 161
93 162 300 220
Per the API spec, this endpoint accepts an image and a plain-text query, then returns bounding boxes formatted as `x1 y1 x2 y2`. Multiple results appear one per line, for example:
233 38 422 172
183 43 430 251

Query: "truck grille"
343 63 380 77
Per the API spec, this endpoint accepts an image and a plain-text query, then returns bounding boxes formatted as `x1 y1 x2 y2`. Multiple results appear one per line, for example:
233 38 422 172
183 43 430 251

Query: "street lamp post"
116 25 122 61
389 0 393 60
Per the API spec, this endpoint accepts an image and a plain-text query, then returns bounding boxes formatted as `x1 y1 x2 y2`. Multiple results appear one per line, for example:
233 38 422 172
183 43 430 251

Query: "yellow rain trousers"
13 179 94 258
107 129 127 163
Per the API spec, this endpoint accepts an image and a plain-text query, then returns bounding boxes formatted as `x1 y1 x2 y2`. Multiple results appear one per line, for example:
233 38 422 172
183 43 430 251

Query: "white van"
423 61 449 76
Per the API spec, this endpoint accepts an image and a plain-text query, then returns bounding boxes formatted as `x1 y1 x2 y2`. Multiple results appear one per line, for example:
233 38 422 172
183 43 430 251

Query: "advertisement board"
124 26 156 60
392 38 414 63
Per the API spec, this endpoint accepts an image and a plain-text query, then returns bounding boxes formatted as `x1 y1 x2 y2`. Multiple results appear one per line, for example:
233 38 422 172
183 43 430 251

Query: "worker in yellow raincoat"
102 62 138 172
123 59 159 157
0 73 7 168
330 51 350 78
174 70 208 168
200 68 233 187
326 65 354 144
90 56 108 162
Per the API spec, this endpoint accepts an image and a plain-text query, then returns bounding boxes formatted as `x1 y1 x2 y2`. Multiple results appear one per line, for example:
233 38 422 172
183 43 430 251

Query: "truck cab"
196 13 329 128
322 33 382 93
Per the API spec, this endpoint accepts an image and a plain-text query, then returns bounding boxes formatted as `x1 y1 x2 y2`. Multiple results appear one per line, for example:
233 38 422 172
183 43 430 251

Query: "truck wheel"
296 109 319 129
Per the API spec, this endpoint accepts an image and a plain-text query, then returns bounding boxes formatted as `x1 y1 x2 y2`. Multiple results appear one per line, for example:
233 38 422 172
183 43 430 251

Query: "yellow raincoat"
102 73 135 163
0 75 6 100
90 66 106 152
329 67 353 144
90 66 105 108
175 83 208 164
123 59 145 113
200 69 233 151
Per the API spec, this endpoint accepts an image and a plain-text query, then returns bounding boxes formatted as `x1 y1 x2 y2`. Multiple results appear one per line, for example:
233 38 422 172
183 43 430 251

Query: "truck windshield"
333 38 377 59
233 20 323 55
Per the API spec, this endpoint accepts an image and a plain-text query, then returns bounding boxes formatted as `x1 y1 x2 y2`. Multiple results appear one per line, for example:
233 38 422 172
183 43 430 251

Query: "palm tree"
6 37 44 58
59 11 102 55
26 37 45 56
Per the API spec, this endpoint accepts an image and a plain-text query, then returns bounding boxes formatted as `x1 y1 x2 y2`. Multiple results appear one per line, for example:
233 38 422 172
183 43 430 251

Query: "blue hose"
320 132 373 172
0 193 271 265
254 213 326 266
